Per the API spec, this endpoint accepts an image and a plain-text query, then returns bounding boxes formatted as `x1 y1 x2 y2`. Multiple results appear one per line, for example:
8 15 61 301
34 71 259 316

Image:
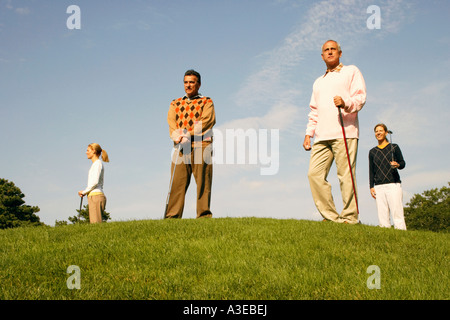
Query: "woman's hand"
370 188 376 199
390 161 399 169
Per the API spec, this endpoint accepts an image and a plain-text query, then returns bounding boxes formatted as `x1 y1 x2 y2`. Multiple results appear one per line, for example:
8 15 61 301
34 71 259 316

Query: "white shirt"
82 159 104 196
306 65 366 142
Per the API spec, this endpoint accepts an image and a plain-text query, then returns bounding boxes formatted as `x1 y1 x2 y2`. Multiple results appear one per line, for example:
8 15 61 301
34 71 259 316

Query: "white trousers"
374 183 406 230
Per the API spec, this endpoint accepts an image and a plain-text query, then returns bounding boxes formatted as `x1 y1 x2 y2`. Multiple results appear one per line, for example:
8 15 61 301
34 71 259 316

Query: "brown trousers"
165 142 213 219
87 193 106 224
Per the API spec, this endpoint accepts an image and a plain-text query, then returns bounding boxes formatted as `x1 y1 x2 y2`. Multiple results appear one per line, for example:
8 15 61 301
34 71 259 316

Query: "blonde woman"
78 143 109 224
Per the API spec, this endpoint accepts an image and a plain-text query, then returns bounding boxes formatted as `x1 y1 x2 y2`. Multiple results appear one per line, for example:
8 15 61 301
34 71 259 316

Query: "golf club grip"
338 107 345 135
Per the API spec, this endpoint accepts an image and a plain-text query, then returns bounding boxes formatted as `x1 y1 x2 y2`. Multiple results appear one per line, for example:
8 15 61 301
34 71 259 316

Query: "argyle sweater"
167 94 216 144
369 143 405 188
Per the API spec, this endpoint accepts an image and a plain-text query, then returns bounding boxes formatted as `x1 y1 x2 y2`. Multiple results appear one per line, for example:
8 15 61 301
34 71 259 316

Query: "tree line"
0 178 109 229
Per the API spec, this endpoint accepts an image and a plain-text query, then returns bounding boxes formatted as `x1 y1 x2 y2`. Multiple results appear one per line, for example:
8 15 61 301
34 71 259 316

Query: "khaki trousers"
88 194 106 224
308 138 359 223
165 142 213 219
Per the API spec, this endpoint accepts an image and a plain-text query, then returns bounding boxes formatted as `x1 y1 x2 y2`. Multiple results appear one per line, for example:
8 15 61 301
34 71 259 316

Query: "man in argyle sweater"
165 70 216 219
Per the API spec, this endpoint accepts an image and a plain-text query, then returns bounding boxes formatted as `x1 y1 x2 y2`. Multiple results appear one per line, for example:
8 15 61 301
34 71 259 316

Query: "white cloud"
4 0 13 9
15 7 30 15
234 0 410 114
217 101 299 132
3 0 30 15
368 78 450 147
402 170 450 203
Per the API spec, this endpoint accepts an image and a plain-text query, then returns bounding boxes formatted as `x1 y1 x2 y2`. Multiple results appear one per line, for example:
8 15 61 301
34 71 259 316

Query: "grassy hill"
0 218 448 300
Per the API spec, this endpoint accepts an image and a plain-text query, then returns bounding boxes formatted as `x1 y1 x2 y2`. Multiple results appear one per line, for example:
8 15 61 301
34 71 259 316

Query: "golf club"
388 130 395 164
337 106 359 216
78 196 83 222
164 143 182 219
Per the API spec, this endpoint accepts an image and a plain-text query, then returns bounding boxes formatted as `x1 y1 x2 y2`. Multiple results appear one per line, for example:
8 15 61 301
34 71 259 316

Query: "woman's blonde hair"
88 143 110 162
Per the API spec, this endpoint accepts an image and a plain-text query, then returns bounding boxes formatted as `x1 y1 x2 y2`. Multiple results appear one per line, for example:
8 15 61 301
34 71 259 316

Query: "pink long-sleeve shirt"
306 64 366 142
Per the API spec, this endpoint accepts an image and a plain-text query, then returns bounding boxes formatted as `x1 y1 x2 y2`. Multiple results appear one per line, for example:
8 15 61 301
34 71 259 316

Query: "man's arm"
341 66 366 113
305 91 318 145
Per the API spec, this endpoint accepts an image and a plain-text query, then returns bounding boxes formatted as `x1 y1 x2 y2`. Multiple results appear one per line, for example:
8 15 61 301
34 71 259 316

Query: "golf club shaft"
78 196 83 222
390 132 394 162
164 144 181 218
338 106 359 215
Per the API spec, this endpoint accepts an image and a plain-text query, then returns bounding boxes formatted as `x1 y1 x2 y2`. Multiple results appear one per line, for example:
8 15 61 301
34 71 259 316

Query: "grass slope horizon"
0 217 448 300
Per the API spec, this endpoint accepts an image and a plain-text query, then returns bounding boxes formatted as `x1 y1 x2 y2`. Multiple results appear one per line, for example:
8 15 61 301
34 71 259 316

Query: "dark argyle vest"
369 144 404 187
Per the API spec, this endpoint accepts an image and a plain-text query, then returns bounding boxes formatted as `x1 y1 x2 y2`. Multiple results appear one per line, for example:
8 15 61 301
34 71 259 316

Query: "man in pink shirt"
303 40 366 224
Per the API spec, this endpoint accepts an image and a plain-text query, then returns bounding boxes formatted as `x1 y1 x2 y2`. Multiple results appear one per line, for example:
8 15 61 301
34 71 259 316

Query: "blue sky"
1 0 449 226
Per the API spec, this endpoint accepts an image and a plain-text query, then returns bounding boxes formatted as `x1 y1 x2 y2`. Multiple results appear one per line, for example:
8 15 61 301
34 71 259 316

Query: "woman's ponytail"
88 143 110 163
101 149 110 163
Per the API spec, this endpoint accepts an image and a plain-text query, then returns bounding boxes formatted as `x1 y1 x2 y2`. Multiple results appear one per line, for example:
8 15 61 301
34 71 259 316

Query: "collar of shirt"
183 93 203 100
324 63 343 77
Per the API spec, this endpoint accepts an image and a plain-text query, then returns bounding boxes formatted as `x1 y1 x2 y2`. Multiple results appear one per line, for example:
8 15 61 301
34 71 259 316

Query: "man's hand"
179 136 189 144
175 136 189 144
303 135 312 151
174 129 190 144
333 96 345 108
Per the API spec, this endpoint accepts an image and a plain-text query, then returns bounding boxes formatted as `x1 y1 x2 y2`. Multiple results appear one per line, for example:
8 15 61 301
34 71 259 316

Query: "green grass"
0 218 448 300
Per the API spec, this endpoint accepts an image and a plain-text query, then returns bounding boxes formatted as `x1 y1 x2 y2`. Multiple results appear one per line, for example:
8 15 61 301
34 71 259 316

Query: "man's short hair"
322 40 342 53
184 69 201 84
